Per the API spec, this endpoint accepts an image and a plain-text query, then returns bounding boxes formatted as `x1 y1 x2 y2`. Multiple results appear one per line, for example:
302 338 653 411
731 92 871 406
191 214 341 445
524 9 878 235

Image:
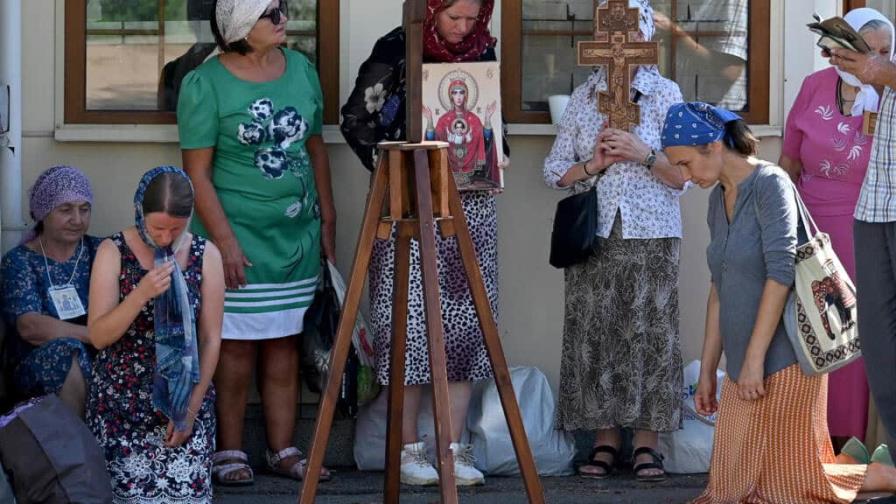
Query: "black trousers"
854 219 896 458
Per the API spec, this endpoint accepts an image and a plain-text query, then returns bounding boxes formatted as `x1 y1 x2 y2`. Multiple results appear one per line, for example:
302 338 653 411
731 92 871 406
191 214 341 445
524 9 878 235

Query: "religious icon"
422 62 504 191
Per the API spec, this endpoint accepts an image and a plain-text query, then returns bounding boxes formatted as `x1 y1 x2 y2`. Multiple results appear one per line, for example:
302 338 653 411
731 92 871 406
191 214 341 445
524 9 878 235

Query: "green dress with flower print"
177 48 322 340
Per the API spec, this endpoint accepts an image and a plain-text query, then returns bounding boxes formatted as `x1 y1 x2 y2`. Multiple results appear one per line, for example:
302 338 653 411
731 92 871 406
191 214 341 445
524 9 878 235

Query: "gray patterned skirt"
555 217 683 432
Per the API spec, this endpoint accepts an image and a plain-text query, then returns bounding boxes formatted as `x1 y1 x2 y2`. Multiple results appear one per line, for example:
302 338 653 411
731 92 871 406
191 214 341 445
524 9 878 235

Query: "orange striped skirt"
692 364 866 504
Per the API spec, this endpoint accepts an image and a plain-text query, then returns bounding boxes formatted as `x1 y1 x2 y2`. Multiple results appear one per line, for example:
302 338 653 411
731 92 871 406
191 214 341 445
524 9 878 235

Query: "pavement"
214 471 896 504
215 471 708 503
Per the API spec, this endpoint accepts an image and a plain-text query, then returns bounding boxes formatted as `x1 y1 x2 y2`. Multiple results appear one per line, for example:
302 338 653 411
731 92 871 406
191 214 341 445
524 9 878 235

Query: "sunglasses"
259 1 288 25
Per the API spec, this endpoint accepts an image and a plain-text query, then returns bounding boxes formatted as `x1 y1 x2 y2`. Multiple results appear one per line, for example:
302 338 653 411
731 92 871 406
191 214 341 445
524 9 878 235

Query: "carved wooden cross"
577 0 658 130
404 0 427 144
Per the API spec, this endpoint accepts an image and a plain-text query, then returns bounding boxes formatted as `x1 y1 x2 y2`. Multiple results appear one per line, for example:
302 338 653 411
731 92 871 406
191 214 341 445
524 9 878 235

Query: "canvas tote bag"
778 180 861 375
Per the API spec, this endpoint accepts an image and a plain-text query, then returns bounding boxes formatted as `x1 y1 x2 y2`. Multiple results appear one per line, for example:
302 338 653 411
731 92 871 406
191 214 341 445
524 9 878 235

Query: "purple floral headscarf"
25 165 94 241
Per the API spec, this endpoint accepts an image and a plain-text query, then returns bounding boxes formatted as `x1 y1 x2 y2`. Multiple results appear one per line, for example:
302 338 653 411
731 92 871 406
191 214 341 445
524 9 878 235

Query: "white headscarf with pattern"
215 0 272 44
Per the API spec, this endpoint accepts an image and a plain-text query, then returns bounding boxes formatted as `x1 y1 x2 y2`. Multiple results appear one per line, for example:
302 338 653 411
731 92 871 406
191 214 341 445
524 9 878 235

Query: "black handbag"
301 263 360 419
549 187 599 269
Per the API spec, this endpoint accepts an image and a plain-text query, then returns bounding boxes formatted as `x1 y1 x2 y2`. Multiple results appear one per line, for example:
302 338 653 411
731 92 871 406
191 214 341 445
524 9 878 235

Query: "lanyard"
38 237 84 288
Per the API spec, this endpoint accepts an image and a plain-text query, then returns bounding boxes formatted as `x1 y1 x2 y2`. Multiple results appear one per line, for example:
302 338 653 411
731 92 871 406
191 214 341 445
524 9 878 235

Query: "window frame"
501 0 771 125
63 0 340 125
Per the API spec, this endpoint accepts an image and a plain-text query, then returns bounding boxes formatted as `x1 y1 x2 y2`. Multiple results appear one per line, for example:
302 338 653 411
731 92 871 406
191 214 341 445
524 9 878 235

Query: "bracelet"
582 160 596 177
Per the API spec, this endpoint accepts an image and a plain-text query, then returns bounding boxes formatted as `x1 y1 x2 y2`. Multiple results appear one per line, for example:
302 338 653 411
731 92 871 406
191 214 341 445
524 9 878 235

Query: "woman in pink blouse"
779 8 894 447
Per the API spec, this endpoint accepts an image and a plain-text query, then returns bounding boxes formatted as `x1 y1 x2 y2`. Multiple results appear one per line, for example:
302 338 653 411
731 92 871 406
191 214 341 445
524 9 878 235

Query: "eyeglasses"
259 1 288 25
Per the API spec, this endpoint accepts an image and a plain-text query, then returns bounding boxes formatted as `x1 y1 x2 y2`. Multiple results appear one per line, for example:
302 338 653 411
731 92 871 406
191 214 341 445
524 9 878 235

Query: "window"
845 0 896 18
64 0 339 124
502 0 770 124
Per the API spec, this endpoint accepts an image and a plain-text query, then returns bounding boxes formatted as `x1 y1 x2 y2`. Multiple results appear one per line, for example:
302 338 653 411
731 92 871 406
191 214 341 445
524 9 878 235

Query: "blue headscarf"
134 166 199 432
661 102 743 148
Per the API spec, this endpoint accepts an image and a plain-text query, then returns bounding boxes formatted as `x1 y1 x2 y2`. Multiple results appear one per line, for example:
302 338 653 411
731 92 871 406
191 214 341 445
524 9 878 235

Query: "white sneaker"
400 442 439 486
450 442 485 486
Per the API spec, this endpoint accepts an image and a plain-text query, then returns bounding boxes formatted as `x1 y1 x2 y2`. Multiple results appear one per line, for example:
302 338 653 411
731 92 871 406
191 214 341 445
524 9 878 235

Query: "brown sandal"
265 447 332 482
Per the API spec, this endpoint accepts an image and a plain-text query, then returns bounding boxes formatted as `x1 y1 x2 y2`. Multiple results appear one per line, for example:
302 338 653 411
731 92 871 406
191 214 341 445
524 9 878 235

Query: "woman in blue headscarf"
87 166 224 503
661 102 896 502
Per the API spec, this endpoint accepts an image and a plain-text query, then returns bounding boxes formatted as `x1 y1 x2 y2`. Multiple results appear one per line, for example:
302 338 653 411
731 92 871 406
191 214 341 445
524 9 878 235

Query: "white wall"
13 0 839 390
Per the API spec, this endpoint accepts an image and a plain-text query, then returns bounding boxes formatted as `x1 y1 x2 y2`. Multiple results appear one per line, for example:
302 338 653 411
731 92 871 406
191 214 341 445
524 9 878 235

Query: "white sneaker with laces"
400 442 439 486
450 442 485 486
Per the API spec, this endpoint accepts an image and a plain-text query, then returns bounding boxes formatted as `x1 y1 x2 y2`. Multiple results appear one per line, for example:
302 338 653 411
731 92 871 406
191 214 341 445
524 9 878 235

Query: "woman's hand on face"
164 419 194 448
219 238 251 290
135 262 175 302
694 373 719 416
736 359 766 401
598 128 651 165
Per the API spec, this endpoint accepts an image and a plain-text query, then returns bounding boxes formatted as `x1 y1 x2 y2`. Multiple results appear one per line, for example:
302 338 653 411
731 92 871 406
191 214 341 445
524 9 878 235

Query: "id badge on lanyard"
48 285 86 320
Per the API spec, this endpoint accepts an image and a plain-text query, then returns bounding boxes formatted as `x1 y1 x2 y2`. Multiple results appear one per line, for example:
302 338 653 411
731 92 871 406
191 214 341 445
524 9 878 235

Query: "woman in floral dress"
779 8 894 447
87 167 224 503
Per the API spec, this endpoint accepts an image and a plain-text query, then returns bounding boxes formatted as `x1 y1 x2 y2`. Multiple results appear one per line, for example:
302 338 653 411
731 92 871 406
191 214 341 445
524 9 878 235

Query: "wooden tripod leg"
299 160 390 504
412 149 459 503
384 223 414 502
446 178 546 504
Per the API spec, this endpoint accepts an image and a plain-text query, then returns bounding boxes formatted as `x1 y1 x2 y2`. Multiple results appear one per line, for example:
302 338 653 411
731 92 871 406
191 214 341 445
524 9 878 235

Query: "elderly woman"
87 166 223 503
176 0 336 485
661 101 896 503
779 8 894 447
1 166 101 416
543 0 686 482
341 0 504 487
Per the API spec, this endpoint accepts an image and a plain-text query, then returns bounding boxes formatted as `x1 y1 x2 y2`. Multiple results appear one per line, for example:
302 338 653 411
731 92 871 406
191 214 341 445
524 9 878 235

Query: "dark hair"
210 0 253 55
721 120 759 156
34 221 44 235
142 173 194 218
442 0 483 7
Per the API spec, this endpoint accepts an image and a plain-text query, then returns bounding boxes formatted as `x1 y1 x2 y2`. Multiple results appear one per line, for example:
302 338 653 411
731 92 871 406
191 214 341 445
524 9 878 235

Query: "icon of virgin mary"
422 71 499 189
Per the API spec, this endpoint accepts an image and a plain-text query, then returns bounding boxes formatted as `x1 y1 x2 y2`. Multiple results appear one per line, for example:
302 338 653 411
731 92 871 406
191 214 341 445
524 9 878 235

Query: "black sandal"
632 447 667 482
578 445 618 479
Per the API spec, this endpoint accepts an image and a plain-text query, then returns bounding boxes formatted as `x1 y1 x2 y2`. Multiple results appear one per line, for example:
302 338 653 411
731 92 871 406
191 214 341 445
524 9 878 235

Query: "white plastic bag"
353 385 456 470
658 360 724 474
353 367 575 476
469 367 575 476
327 262 376 367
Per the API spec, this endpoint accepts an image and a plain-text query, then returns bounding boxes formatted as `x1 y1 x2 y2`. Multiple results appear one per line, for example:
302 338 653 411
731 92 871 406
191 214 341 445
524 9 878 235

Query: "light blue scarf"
134 166 199 432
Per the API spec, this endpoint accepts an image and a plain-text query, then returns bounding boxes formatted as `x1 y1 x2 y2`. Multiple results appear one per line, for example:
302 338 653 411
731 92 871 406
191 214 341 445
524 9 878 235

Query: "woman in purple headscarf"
1 165 101 417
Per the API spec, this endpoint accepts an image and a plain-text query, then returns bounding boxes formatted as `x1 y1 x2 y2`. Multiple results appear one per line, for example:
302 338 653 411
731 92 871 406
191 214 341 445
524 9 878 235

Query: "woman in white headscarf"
176 0 336 486
543 0 687 481
779 7 894 450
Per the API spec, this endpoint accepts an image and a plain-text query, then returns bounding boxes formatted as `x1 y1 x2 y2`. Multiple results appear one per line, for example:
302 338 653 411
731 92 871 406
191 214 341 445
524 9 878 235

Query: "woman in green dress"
177 0 336 485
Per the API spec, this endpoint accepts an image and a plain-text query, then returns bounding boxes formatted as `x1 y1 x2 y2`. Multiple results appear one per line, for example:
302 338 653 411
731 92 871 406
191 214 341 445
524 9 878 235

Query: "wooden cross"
577 0 658 130
404 0 426 143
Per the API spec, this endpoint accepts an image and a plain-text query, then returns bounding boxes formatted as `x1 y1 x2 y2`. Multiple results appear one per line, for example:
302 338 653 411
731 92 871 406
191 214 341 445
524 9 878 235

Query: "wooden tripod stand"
298 141 545 503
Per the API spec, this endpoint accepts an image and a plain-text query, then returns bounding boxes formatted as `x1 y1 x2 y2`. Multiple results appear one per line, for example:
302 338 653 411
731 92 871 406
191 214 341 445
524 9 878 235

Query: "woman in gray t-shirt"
662 102 896 502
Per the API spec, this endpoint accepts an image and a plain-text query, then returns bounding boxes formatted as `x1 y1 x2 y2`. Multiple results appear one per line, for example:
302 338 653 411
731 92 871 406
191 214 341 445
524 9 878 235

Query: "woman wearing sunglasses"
177 0 336 486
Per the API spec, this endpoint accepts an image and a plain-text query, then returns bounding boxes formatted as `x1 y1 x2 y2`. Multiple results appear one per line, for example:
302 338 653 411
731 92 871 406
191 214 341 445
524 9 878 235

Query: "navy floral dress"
0 236 102 399
86 233 215 504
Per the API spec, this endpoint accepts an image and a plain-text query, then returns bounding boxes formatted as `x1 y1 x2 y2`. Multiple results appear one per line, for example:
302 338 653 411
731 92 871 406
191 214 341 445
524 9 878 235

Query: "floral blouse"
1 236 103 361
544 67 687 239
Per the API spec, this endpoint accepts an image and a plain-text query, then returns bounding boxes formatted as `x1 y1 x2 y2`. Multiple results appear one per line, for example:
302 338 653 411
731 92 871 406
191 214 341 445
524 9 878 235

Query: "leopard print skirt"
369 192 497 385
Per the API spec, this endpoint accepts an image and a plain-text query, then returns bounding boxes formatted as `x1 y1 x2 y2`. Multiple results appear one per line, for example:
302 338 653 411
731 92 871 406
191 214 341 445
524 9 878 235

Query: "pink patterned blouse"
782 67 872 217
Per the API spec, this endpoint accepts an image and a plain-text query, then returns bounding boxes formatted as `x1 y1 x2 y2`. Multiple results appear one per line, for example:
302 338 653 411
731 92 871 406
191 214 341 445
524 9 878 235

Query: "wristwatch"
643 149 657 169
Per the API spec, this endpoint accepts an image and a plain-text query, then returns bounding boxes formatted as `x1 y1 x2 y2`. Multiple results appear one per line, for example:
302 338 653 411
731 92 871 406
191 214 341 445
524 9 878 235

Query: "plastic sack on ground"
354 366 575 476
468 367 575 476
659 359 725 474
353 384 447 471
